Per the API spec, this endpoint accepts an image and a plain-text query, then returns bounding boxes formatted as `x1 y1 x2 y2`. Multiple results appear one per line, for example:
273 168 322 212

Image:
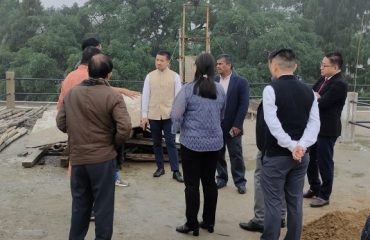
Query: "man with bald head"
260 49 320 240
57 54 132 240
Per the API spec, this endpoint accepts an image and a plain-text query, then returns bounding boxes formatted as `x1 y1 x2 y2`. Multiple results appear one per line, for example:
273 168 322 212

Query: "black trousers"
181 145 219 228
307 136 337 200
69 159 116 240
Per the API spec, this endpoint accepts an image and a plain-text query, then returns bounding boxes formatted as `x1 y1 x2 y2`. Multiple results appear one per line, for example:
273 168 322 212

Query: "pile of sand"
302 209 370 240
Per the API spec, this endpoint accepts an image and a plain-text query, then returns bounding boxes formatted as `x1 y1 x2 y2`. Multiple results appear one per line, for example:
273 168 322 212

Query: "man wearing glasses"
303 52 348 207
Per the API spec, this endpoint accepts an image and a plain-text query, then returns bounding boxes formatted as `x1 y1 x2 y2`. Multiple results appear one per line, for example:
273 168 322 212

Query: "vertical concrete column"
6 71 15 109
340 92 358 143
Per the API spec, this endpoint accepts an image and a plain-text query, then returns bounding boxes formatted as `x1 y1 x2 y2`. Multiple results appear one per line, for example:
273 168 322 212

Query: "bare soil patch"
302 209 370 240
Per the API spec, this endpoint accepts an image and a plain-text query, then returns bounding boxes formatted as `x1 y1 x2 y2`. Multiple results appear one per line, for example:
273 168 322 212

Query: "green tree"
5 0 43 51
0 0 369 101
10 48 61 101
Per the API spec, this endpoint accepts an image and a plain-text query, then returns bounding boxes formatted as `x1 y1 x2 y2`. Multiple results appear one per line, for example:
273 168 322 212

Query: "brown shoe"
303 189 317 198
310 197 329 207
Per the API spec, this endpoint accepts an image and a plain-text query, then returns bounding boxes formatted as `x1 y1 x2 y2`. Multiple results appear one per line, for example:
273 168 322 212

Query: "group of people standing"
239 50 347 240
140 50 250 236
147 49 347 240
57 36 348 240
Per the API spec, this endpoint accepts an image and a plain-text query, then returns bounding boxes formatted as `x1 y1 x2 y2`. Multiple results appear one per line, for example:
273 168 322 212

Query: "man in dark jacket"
56 54 132 240
303 52 348 207
215 54 249 194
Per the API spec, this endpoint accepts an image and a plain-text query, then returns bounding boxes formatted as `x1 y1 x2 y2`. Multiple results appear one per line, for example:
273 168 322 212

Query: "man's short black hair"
325 52 343 69
268 48 296 62
88 54 113 79
268 48 296 70
216 54 233 69
216 54 233 64
81 37 101 50
157 50 171 60
81 47 101 65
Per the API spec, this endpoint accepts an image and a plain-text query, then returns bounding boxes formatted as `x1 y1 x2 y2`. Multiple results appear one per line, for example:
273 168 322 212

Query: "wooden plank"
126 137 180 148
125 153 182 162
125 153 168 161
126 138 152 145
0 127 28 152
21 148 48 168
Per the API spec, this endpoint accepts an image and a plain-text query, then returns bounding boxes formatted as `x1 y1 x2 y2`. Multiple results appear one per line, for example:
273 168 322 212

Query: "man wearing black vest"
239 80 286 233
303 52 348 207
260 49 320 240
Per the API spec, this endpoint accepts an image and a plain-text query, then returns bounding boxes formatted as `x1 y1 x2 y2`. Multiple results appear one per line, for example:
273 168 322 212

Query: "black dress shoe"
216 181 226 189
173 171 184 182
303 189 317 198
153 168 165 177
237 186 247 194
199 221 214 233
239 220 263 233
176 224 199 236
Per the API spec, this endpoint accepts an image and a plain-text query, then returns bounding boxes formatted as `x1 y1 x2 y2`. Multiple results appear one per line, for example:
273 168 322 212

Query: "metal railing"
349 100 370 129
349 121 370 129
1 77 146 102
1 77 370 104
351 100 370 107
0 77 269 102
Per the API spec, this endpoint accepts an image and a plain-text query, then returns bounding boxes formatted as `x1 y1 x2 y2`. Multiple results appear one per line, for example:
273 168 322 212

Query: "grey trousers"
252 151 286 225
261 153 309 240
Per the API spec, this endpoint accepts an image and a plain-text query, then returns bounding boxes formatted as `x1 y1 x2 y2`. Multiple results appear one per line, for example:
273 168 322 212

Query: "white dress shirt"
262 85 320 152
220 72 232 94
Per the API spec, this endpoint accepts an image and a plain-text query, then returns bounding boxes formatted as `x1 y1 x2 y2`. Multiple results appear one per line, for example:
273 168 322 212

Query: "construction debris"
0 106 48 153
22 109 67 167
0 106 48 132
20 147 48 168
0 127 28 152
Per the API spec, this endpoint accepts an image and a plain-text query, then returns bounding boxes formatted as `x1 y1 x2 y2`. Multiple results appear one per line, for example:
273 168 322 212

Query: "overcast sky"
40 0 88 9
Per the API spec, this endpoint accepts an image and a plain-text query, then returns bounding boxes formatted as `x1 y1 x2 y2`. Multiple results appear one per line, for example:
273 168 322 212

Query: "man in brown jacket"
56 54 131 240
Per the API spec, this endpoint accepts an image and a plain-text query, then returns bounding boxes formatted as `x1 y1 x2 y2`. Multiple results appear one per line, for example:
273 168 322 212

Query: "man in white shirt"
141 50 183 182
260 49 320 240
